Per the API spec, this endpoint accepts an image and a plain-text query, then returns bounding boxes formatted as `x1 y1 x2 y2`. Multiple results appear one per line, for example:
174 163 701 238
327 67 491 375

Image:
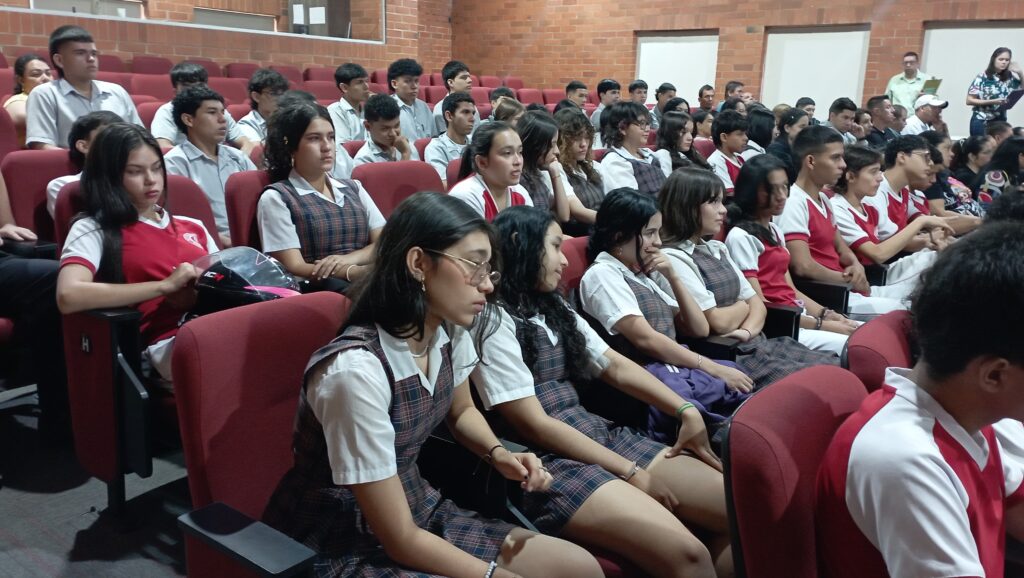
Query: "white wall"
922 25 1024 138
761 28 870 123
636 34 719 105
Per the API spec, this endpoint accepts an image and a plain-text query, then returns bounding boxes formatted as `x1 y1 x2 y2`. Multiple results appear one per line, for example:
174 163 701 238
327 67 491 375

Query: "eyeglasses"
426 250 501 286
910 151 934 164
631 121 651 130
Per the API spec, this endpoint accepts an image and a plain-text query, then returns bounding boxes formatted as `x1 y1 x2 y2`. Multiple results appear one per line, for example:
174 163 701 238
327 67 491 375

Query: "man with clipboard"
886 51 934 111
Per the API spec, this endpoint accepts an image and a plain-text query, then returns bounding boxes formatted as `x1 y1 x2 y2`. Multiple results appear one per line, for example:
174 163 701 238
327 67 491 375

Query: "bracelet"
484 443 504 463
815 315 824 330
675 402 695 420
484 561 498 578
344 264 357 282
696 354 704 369
620 461 640 482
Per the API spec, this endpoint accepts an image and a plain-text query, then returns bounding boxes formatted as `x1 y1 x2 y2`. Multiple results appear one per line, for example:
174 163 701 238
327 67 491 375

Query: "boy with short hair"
864 95 898 148
164 85 257 246
590 78 621 131
150 61 251 152
565 80 588 108
706 109 748 194
796 97 820 126
628 79 648 104
824 97 860 144
650 82 676 130
431 60 481 135
425 92 475 186
387 58 435 142
327 63 370 144
46 110 122 218
237 68 289 142
353 93 416 166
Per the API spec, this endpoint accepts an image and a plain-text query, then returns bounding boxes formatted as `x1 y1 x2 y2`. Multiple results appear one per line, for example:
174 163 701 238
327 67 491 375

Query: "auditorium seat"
248 144 264 169
370 68 387 84
587 90 599 105
841 310 913 392
303 67 335 82
479 75 501 88
693 138 716 159
477 103 492 120
207 77 248 106
130 55 173 75
301 80 337 101
136 101 164 131
584 103 597 116
560 235 590 296
516 88 543 105
225 103 251 123
0 52 6 68
96 71 132 90
414 137 431 162
225 170 270 250
130 94 159 107
646 130 657 148
420 73 432 87
0 106 20 164
342 140 364 159
130 73 175 102
469 86 489 106
723 365 867 578
352 160 443 218
0 149 76 240
224 62 260 79
98 53 125 72
424 86 447 106
503 76 524 90
446 158 463 191
370 82 388 95
271 65 303 84
544 104 556 113
592 149 608 162
430 72 443 86
0 69 12 97
542 89 563 105
470 74 479 87
187 59 222 78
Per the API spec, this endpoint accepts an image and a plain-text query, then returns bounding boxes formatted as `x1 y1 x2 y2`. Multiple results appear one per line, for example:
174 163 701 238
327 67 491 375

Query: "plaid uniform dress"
263 325 514 577
690 245 838 387
615 150 666 197
566 170 605 210
507 310 663 534
519 170 551 211
269 178 370 263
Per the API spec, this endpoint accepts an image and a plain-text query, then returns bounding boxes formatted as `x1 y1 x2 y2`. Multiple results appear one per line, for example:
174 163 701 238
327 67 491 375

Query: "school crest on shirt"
183 232 203 249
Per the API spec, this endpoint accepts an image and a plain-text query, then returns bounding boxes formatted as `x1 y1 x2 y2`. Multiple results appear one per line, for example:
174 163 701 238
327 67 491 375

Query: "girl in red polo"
449 121 532 222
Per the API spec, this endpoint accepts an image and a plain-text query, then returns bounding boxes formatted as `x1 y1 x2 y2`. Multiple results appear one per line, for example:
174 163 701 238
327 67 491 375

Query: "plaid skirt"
735 333 839 388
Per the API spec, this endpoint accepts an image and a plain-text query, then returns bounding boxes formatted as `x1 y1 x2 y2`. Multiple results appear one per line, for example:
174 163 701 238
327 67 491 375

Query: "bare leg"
498 527 603 578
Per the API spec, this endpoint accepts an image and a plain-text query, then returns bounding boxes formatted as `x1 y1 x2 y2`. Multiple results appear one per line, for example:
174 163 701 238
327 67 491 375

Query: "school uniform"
393 94 436 141
448 174 533 222
263 323 515 576
816 367 1024 578
25 78 142 148
599 147 666 197
517 169 579 211
589 103 605 132
431 97 481 137
327 98 366 144
738 141 765 163
865 126 898 150
565 165 605 210
424 132 468 180
726 224 850 355
333 144 356 181
706 150 744 195
352 138 420 168
652 148 695 178
149 101 244 146
61 210 217 381
46 172 81 219
236 109 267 143
164 140 258 236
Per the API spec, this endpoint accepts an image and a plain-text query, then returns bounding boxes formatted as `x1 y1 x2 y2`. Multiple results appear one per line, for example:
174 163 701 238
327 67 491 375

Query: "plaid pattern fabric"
263 324 513 576
623 276 676 339
626 154 667 197
566 171 605 210
271 179 371 263
519 170 550 211
690 245 742 307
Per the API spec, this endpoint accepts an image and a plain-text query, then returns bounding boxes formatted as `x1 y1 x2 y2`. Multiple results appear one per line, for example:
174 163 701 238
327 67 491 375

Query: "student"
719 98 746 118
823 98 860 145
949 134 995 194
590 79 622 132
236 68 289 142
516 111 590 225
26 25 142 150
726 155 859 354
650 82 677 130
987 120 1014 146
966 47 1023 136
46 111 122 218
716 81 747 112
262 192 603 578
479 206 733 577
553 99 581 115
653 110 710 175
353 94 417 166
657 169 841 379
4 53 52 147
706 110 748 195
327 62 370 144
854 109 873 142
555 108 605 212
864 95 898 149
449 121 531 221
795 97 819 126
598 102 666 197
565 80 588 108
627 79 648 104
492 97 525 127
57 123 217 383
278 89 356 181
884 51 933 111
815 221 1024 578
431 60 482 136
775 126 904 314
692 109 714 140
976 135 1024 198
919 130 983 231
662 97 692 115
388 58 435 141
697 85 715 112
164 86 258 245
765 107 808 183
740 106 774 161
149 62 251 152
425 92 475 186
483 86 517 123
891 104 907 134
902 95 947 136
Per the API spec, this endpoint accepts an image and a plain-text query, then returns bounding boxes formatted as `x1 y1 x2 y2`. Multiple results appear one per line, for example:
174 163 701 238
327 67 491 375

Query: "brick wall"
451 0 1024 102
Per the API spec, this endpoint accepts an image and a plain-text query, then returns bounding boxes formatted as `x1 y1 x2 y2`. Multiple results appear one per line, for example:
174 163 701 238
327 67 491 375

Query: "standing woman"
4 54 53 147
653 111 710 176
555 108 605 212
449 121 532 222
765 107 808 184
966 47 1023 136
598 102 666 197
516 110 592 225
656 168 840 386
263 192 602 578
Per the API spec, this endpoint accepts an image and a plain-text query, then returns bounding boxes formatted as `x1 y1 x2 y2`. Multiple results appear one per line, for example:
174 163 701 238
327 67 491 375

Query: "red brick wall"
451 0 1024 102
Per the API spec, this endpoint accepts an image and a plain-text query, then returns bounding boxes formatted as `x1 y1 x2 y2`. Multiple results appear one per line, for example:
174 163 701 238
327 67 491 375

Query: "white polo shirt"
327 98 366 144
599 147 659 194
352 137 420 167
431 96 482 137
164 140 258 235
424 132 468 180
46 171 82 218
393 94 435 141
656 240 755 312
900 114 932 136
578 251 677 336
149 101 243 146
25 78 142 147
448 174 533 220
236 109 266 142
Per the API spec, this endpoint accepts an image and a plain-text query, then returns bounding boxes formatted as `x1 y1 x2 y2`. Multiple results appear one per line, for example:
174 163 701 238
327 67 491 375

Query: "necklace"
409 342 429 358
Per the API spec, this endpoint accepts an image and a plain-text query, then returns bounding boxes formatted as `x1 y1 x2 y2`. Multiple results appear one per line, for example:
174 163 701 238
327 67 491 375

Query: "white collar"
287 169 346 197
665 239 724 259
338 98 361 114
365 138 397 160
377 324 452 394
612 146 653 162
392 93 418 110
57 77 107 97
179 140 223 162
593 251 671 297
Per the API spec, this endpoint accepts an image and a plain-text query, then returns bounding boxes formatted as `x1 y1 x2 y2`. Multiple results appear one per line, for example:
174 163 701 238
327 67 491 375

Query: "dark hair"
441 92 475 126
78 123 166 282
597 78 621 96
795 97 816 108
725 80 744 96
721 97 745 114
172 85 225 134
553 99 579 114
979 136 1024 186
834 145 883 195
555 108 601 185
588 187 659 263
829 97 857 116
334 62 368 86
525 103 548 113
489 86 515 102
698 84 714 98
903 51 920 60
692 109 713 131
600 101 650 149
48 25 92 77
628 79 648 93
458 121 517 181
663 97 691 114
275 89 317 109
792 124 845 163
712 109 747 148
517 111 559 197
493 98 525 123
67 110 123 170
746 106 775 149
387 58 423 86
13 53 48 94
729 154 789 246
655 82 676 97
247 68 288 110
565 80 587 94
346 192 499 345
951 135 993 172
777 107 808 138
265 103 333 182
986 121 1013 139
892 104 907 119
865 95 890 113
441 60 470 88
985 191 1024 223
168 62 208 89
985 47 1013 81
855 108 871 126
911 221 1024 379
919 129 949 149
659 168 725 244
492 206 590 382
883 134 929 169
657 111 709 170
364 93 400 122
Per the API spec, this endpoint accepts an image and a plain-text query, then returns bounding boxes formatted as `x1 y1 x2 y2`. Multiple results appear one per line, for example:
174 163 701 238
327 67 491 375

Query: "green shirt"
885 72 933 111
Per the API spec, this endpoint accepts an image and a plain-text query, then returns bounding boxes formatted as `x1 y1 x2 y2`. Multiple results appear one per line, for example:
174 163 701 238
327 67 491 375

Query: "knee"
549 541 603 578
665 533 715 576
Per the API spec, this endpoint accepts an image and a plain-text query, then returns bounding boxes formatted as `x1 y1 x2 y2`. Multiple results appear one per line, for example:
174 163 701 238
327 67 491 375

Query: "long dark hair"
776 107 808 144
659 168 724 244
493 206 590 383
950 135 992 172
746 106 775 149
656 111 709 170
77 123 167 282
588 187 658 269
265 102 333 183
458 120 516 181
517 111 558 202
13 53 47 94
729 154 788 246
978 136 1024 187
555 108 601 185
985 47 1013 81
346 192 499 345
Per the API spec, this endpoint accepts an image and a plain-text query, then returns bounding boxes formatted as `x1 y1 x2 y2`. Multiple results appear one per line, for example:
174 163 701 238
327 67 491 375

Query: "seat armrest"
1 239 58 260
864 264 888 287
791 277 850 314
763 303 802 340
684 335 740 361
178 502 315 577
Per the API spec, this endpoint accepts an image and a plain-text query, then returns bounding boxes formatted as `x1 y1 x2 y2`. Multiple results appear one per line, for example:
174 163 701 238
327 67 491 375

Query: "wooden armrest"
792 277 850 314
764 303 802 340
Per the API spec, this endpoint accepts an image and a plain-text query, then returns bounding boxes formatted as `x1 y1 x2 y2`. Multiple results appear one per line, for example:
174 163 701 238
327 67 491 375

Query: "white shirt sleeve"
651 149 673 178
175 215 220 253
471 308 542 410
775 189 811 240
60 217 104 273
599 153 639 194
332 145 355 180
579 263 649 335
448 324 477 388
256 188 302 253
724 227 765 274
832 199 870 247
707 150 734 191
424 138 448 179
661 249 719 311
24 86 59 146
353 181 386 230
113 85 142 126
150 103 179 142
46 173 78 219
448 181 486 218
573 310 612 375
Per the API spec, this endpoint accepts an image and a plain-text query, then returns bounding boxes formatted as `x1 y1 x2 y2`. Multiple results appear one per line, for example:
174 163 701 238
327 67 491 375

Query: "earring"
417 275 425 292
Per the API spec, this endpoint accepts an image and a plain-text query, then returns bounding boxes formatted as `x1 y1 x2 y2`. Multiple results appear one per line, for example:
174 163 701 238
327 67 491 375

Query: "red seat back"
693 137 716 159
352 160 443 218
0 52 7 68
477 103 492 121
424 86 447 106
130 94 159 107
724 366 867 578
370 68 387 84
342 140 364 159
225 170 270 250
186 59 222 78
430 72 443 86
544 103 556 113
136 101 165 131
98 54 125 72
207 77 248 106
587 90 599 105
0 149 76 239
414 137 431 162
420 73 433 87
226 103 251 122
646 130 657 148
131 55 173 75
301 80 337 101
542 89 563 105
225 62 260 79
130 74 175 102
560 235 590 295
592 149 608 163
503 76 524 90
469 87 490 106
480 75 501 88
369 82 388 96
303 67 334 82
446 158 464 191
0 106 19 165
270 65 302 84
516 88 543 105
248 143 264 169
842 310 913 392
96 71 132 90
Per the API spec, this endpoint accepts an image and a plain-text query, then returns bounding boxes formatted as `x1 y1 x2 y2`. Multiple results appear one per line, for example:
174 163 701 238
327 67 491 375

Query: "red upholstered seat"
369 82 388 96
342 140 364 159
96 71 132 90
370 68 387 84
469 86 490 106
0 106 20 165
303 67 334 82
516 88 543 105
842 310 913 391
693 137 716 159
542 89 563 105
479 75 501 88
446 158 463 191
587 90 599 105
130 94 159 107
301 80 337 101
186 59 222 78
207 77 248 106
225 170 270 250
414 137 431 162
503 76 524 90
225 103 251 122
560 235 590 296
0 149 76 240
477 103 492 120
424 86 447 106
724 365 867 578
131 55 173 75
130 73 175 102
225 62 260 79
420 73 432 87
98 54 125 72
136 101 164 131
270 65 302 84
430 72 443 86
352 160 443 218
544 103 556 113
592 149 608 163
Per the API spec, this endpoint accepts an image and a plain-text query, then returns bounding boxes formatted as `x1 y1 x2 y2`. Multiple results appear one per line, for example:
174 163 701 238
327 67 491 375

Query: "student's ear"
337 82 347 95
363 119 372 131
390 79 398 92
51 53 64 72
182 113 196 129
406 246 432 284
976 357 1017 395
249 90 261 105
444 110 454 124
475 153 489 171
74 138 90 157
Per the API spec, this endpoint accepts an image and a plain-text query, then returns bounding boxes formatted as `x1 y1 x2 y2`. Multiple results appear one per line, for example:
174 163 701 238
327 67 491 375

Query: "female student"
656 169 839 385
4 54 52 147
449 121 532 222
725 155 859 355
765 107 808 183
692 110 714 140
661 97 692 115
653 111 711 176
263 192 603 578
554 108 605 211
950 134 995 193
598 102 666 197
739 106 774 161
516 111 594 226
477 206 733 578
578 188 754 426
976 136 1024 198
258 102 384 294
492 98 526 128
57 123 218 383
918 130 983 233
965 47 1023 136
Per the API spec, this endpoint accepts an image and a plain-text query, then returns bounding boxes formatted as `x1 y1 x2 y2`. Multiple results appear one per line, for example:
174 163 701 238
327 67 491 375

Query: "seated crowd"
4 23 1024 578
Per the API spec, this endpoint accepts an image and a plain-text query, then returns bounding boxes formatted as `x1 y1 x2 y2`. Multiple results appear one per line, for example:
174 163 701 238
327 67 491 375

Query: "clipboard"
1001 89 1024 112
921 79 942 95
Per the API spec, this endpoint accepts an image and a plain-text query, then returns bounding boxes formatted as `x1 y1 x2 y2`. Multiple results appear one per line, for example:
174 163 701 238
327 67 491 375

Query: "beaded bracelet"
484 561 498 578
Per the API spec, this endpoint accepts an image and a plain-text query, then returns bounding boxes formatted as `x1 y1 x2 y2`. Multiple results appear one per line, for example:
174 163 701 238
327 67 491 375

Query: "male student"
353 93 416 166
816 221 1024 578
590 78 621 131
775 125 904 314
885 51 933 111
164 86 257 246
565 80 588 108
716 80 748 111
863 95 899 149
628 79 648 104
327 62 370 144
236 68 289 142
796 97 820 126
26 25 142 150
650 82 676 130
46 111 121 218
902 94 947 135
431 60 481 136
698 84 715 112
707 110 748 195
425 93 475 186
150 62 253 153
823 97 862 145
388 58 435 142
